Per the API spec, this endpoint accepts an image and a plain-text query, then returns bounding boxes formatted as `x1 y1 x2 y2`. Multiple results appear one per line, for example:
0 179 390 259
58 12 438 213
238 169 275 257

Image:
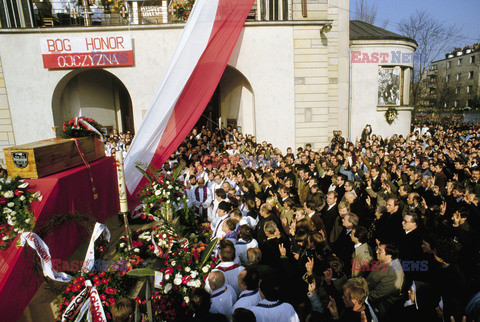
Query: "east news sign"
40 35 134 69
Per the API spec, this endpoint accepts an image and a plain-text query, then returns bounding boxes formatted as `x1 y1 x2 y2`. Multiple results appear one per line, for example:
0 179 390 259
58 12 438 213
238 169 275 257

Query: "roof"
350 20 417 45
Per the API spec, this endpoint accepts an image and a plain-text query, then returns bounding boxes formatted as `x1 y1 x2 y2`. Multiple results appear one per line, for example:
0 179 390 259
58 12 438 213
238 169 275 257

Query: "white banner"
20 232 73 282
81 223 111 273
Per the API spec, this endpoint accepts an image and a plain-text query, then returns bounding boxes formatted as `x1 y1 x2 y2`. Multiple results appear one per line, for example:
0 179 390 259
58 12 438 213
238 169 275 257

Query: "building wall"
290 0 349 151
0 55 15 164
350 40 416 140
0 22 331 158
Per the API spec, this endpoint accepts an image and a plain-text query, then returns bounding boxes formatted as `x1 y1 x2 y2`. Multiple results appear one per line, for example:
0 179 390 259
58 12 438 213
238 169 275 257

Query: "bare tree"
398 10 462 109
353 0 388 28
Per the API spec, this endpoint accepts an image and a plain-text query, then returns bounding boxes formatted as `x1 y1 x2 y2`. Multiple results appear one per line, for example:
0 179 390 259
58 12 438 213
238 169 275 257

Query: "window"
455 100 459 108
377 67 401 106
457 73 462 81
456 87 461 94
446 75 451 82
467 85 473 93
458 58 463 66
470 71 475 79
447 61 452 68
471 55 476 64
466 100 472 107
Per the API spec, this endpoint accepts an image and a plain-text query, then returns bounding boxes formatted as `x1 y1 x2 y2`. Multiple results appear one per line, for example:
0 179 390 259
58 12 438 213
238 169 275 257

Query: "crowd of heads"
115 121 480 321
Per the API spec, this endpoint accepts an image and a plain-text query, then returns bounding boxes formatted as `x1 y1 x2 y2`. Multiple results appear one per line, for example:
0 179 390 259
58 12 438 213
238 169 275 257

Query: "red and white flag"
124 0 254 198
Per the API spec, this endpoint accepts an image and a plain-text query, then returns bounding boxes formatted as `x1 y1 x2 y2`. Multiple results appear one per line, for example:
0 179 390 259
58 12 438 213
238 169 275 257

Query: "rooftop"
350 20 417 45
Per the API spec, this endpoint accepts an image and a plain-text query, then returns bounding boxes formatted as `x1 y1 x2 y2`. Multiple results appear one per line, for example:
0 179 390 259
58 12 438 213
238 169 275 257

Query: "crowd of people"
104 129 133 158
121 122 480 322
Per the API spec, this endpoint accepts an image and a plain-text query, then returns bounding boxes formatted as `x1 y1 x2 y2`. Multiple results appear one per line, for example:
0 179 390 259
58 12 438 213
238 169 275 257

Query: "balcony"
0 0 293 29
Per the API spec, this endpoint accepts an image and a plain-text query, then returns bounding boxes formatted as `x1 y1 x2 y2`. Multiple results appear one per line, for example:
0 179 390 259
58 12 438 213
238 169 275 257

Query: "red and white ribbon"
81 223 111 273
61 280 107 322
61 283 91 322
89 281 108 322
73 116 104 141
19 232 73 282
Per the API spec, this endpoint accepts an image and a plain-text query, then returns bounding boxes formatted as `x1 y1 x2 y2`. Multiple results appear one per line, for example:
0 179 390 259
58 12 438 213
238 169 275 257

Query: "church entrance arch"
219 65 255 135
51 69 134 136
195 65 255 135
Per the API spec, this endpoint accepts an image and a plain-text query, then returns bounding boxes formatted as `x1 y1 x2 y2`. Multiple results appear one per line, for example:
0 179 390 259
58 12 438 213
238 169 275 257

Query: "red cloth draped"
0 157 119 321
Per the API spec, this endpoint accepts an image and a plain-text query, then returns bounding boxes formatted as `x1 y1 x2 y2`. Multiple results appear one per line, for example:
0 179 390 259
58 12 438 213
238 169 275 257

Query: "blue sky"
352 0 480 53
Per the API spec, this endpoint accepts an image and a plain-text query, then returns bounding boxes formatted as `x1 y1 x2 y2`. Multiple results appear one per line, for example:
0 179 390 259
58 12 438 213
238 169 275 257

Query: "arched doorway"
52 69 134 136
219 66 255 135
195 65 255 135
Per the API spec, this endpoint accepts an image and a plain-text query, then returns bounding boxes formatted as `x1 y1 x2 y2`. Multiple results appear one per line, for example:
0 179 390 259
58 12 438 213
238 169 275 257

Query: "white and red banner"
124 0 254 199
20 232 73 282
40 35 134 69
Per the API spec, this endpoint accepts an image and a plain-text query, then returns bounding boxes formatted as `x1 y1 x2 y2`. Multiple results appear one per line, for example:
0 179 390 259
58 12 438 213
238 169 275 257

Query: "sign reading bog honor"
40 35 134 69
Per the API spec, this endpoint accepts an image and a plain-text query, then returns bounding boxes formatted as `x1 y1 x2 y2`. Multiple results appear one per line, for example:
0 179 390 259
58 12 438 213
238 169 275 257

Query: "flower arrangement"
0 177 41 251
173 0 195 21
385 106 398 124
100 0 126 12
136 163 193 228
55 264 140 321
60 116 104 139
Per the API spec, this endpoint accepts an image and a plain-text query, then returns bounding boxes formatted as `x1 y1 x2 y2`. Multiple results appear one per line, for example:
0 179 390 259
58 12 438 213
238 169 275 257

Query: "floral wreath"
60 116 104 140
385 106 398 125
0 177 41 251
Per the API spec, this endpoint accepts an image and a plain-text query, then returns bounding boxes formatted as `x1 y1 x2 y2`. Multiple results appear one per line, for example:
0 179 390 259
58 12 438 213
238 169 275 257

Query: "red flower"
0 198 6 205
14 189 23 196
181 275 191 285
165 267 174 275
102 278 109 284
100 294 107 300
177 264 182 270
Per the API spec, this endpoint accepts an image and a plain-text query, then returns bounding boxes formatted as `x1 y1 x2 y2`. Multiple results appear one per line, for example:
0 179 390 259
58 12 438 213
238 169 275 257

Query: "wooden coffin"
4 137 105 179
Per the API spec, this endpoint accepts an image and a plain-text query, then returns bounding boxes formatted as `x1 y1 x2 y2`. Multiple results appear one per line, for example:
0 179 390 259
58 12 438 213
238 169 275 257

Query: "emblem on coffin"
12 152 28 168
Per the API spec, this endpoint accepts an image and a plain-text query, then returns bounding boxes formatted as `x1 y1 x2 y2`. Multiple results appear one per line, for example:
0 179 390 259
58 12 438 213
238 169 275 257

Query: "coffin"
4 137 105 179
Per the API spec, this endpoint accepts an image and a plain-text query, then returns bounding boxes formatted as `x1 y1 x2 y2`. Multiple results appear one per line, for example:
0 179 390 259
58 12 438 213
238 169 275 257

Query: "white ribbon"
81 223 111 273
88 280 108 322
61 280 106 322
61 282 91 322
20 232 72 282
77 117 104 141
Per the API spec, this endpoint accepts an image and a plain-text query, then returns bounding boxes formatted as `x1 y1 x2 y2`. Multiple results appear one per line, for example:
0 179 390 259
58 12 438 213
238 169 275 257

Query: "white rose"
168 185 173 189
202 266 209 273
191 271 198 278
187 280 194 287
155 190 161 196
193 280 201 288
165 274 170 280
184 297 189 304
4 191 14 198
25 218 31 224
134 248 140 253
3 208 12 213
7 218 15 226
18 182 29 189
120 242 125 248
185 267 191 273
164 283 172 293
175 273 182 279
173 277 182 285
7 202 14 208
13 228 18 232
19 196 25 201
2 236 9 241
171 261 176 267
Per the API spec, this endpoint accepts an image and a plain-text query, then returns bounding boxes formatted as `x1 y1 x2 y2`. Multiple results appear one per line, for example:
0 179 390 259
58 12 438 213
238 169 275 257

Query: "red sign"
40 36 134 69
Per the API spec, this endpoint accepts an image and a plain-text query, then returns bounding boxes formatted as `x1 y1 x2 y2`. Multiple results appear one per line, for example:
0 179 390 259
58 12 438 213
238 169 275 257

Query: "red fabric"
0 157 119 321
129 0 255 201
